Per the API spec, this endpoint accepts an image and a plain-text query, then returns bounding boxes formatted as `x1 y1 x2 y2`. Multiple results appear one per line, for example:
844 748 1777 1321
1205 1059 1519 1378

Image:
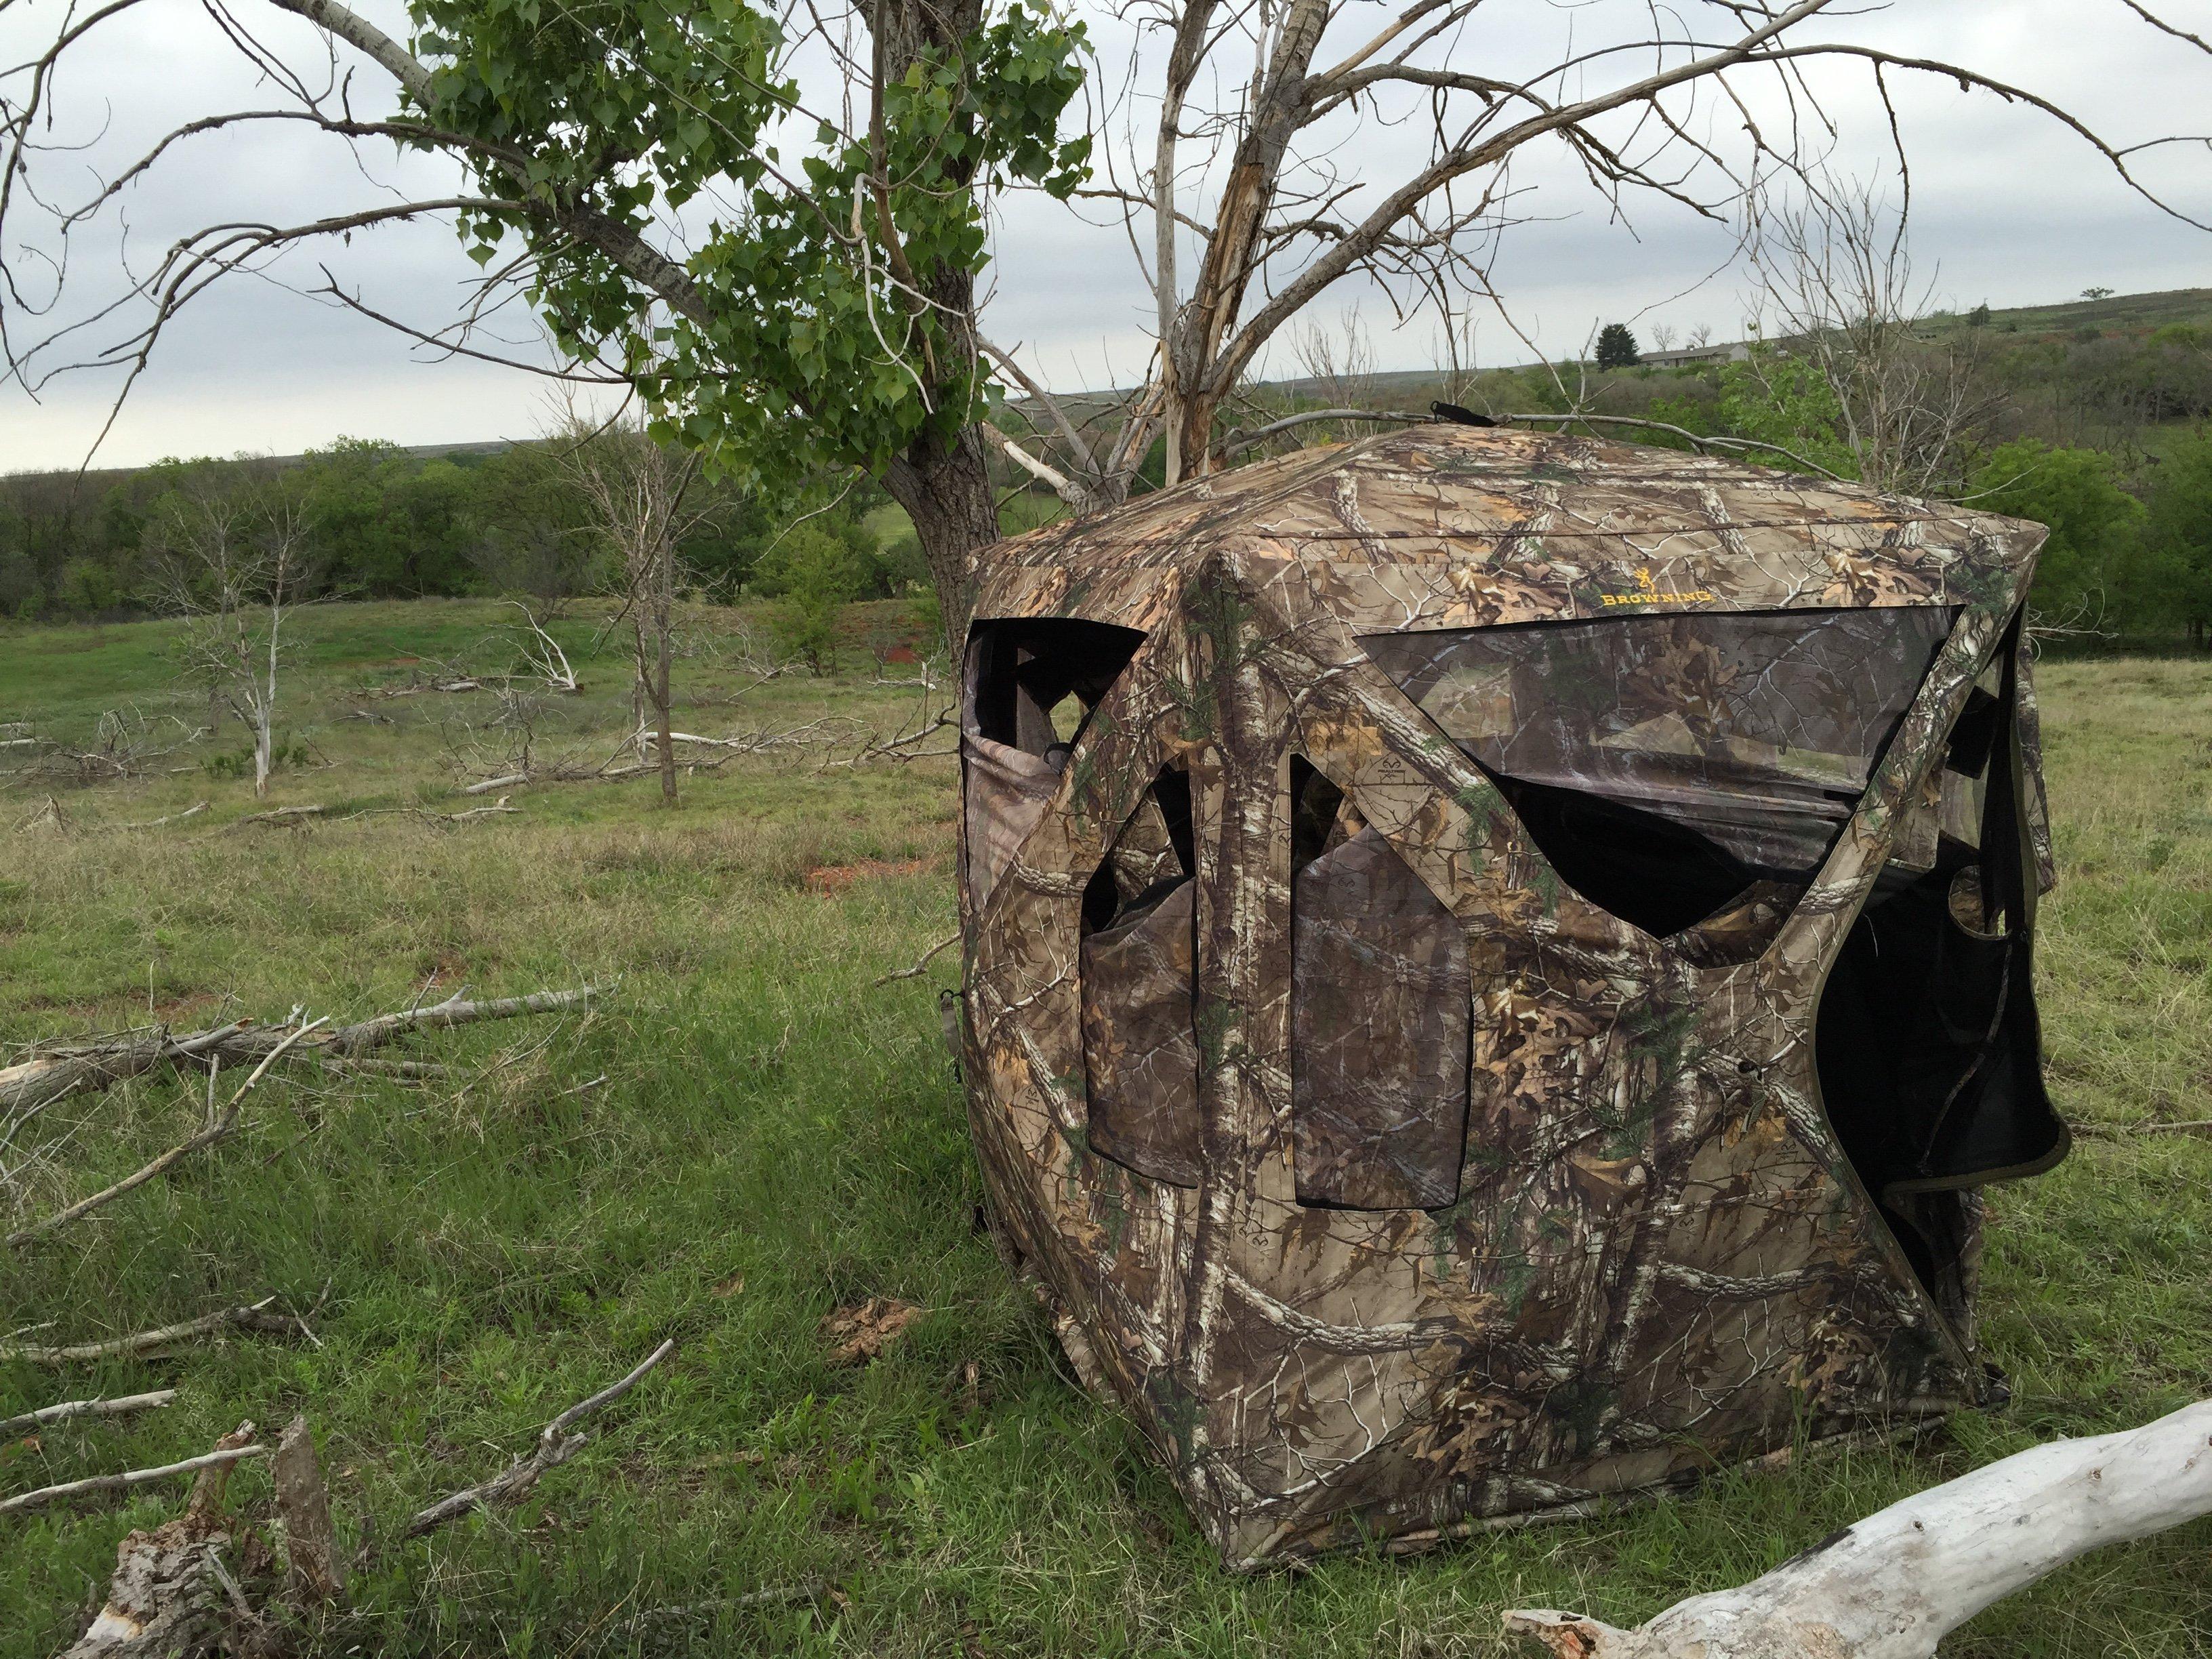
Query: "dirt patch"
804 856 934 896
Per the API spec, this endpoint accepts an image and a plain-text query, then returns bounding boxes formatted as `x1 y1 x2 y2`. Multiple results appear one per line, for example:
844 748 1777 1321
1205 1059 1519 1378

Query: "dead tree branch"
0 1389 177 1438
0 1297 295 1366
0 1443 266 1517
115 802 209 830
872 933 959 986
1 986 605 1118
398 1338 676 1540
224 804 327 831
7 1019 329 1247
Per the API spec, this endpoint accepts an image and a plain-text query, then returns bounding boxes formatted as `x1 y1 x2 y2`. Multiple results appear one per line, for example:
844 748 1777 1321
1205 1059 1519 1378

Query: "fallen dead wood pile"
0 985 605 1118
43 1343 676 1658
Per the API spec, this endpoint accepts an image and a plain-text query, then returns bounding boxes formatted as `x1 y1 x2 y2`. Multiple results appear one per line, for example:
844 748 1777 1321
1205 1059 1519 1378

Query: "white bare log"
1504 1397 2212 1659
0 1444 266 1516
0 1390 177 1438
462 771 532 796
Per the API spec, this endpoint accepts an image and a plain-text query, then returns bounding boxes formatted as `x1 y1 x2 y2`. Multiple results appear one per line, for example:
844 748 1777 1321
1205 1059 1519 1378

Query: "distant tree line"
1395 315 2212 646
0 437 930 623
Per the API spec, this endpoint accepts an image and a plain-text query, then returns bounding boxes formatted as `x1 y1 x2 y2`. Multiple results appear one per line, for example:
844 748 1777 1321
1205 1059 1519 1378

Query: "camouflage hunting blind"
950 424 2067 1567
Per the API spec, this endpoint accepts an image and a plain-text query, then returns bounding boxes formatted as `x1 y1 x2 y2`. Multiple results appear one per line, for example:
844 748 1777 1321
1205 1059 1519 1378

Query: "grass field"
0 602 2206 1657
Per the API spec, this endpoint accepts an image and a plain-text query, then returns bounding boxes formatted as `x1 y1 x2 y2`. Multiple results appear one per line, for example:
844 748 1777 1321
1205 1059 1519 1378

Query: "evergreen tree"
1595 323 1641 368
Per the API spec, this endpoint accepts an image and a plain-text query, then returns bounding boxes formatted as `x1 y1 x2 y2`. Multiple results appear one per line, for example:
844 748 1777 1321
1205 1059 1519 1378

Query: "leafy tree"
764 525 868 673
2141 428 2212 646
1715 347 1856 478
1967 440 2146 626
1968 302 1992 327
1595 323 1641 369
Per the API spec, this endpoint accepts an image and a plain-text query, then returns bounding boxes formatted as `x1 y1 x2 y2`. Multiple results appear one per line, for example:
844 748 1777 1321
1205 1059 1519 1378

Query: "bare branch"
0 1296 293 1366
0 1445 267 1517
398 1338 677 1540
0 1389 178 1439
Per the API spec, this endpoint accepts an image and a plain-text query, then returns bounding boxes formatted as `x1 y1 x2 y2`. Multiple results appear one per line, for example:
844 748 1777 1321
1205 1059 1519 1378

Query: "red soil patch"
804 855 933 896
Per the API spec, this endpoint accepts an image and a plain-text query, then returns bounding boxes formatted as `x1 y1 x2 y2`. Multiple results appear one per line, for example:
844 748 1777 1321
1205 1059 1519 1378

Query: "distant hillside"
1925 287 2212 337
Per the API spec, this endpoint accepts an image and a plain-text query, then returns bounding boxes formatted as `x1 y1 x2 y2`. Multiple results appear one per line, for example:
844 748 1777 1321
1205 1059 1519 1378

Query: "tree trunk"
652 539 677 808
887 424 1001 657
251 711 271 799
867 0 1003 657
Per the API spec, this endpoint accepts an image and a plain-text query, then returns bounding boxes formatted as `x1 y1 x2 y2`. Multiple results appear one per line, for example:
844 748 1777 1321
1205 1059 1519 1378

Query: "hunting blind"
949 425 2066 1567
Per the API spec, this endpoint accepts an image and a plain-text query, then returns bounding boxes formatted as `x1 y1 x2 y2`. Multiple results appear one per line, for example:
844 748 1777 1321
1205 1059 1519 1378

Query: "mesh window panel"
1292 818 1471 1211
1363 607 1954 882
1081 769 1201 1187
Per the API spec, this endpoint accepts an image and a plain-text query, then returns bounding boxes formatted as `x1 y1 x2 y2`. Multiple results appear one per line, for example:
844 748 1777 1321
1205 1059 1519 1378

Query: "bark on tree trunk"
652 538 677 808
251 712 271 800
865 0 1003 657
887 424 1001 656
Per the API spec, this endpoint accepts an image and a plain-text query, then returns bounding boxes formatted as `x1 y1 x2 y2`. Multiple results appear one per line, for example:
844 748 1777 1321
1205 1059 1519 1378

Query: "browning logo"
1600 566 1717 607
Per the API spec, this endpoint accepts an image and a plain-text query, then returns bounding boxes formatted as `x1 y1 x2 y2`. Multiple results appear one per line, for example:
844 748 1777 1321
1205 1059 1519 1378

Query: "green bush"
1968 440 2147 627
764 525 866 673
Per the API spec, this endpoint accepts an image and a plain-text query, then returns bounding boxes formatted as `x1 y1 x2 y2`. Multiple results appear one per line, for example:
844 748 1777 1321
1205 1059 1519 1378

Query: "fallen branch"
398 1338 676 1540
117 802 209 830
225 804 326 831
14 794 68 834
0 1443 266 1517
9 1020 329 1247
2 985 605 1116
2072 1116 2212 1141
1504 1397 2212 1659
461 771 531 796
432 798 520 825
0 1297 293 1366
872 933 959 986
0 1389 177 1438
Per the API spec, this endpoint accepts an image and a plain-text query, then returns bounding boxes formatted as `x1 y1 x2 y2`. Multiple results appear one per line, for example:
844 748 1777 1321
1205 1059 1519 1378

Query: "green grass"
0 607 2206 1656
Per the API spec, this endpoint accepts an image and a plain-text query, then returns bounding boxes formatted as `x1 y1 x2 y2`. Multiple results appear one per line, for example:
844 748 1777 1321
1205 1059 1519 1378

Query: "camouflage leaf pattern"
952 426 2056 1567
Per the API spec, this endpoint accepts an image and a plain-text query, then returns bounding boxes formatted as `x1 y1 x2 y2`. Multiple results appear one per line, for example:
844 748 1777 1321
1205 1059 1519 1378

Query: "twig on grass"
2070 1117 2212 1141
872 933 959 986
0 1443 266 1517
398 1338 677 1540
116 802 209 830
0 1296 293 1366
432 797 520 825
0 1389 178 1438
224 804 327 831
8 1019 330 1248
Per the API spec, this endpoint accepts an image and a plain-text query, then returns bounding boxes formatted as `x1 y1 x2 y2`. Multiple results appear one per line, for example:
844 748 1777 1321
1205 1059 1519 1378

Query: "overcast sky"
1 0 2206 474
